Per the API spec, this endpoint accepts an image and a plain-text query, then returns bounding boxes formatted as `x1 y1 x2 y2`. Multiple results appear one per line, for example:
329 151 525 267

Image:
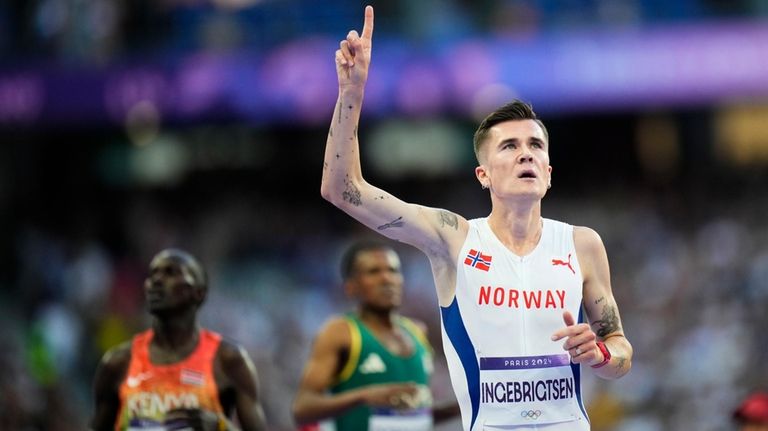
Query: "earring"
482 183 488 190
547 182 552 189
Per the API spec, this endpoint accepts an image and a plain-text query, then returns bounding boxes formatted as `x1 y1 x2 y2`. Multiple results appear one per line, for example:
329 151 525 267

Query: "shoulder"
100 340 132 371
315 315 354 348
216 337 252 367
573 226 605 254
416 205 469 257
94 340 132 389
211 337 260 398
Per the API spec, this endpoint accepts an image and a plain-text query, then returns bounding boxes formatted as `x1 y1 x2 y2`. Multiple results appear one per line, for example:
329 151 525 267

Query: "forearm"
293 389 365 425
320 87 366 203
592 335 632 379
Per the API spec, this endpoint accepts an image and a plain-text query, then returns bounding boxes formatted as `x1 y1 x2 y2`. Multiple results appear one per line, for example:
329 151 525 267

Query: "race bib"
478 354 582 426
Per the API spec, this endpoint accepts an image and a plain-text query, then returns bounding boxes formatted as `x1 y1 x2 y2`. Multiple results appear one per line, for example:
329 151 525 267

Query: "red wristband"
590 341 611 369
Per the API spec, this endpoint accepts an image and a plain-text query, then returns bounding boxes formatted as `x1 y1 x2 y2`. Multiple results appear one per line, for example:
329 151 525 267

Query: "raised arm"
320 6 466 276
292 318 419 425
552 227 633 379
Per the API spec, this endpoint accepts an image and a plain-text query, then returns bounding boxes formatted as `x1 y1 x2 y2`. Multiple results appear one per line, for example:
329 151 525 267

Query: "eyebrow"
497 137 546 147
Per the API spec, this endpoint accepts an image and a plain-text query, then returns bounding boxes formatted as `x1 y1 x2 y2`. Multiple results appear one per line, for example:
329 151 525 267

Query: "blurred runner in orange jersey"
90 249 266 431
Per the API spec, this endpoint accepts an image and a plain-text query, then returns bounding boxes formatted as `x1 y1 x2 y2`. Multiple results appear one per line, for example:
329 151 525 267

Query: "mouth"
145 291 164 302
517 169 537 179
380 286 401 299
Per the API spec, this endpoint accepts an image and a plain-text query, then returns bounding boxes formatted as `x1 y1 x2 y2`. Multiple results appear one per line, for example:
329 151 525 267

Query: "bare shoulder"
573 226 607 262
94 340 131 392
315 315 353 348
420 206 469 253
217 338 252 366
100 341 132 371
573 225 603 250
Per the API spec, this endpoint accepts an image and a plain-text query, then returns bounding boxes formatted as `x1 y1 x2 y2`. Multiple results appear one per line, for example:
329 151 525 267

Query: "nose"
518 151 533 163
147 271 164 288
380 269 401 285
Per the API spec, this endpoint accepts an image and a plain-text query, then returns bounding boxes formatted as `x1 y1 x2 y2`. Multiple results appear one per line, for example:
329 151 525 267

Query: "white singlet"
440 217 590 431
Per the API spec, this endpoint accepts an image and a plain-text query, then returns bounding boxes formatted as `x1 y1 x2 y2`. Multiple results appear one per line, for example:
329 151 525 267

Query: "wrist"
590 341 611 369
339 85 365 99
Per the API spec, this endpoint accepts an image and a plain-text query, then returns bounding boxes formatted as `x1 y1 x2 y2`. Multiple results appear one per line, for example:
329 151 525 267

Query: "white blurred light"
125 100 161 147
367 119 467 178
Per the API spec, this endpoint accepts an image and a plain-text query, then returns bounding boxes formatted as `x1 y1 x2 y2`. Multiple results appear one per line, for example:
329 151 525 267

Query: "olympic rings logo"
520 409 542 419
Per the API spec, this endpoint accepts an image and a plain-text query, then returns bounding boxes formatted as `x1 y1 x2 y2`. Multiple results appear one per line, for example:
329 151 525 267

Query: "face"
144 252 203 315
475 119 552 200
346 249 404 312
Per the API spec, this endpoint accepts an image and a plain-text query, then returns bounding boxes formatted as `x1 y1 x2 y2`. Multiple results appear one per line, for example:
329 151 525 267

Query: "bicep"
329 181 465 252
575 227 625 338
296 320 349 395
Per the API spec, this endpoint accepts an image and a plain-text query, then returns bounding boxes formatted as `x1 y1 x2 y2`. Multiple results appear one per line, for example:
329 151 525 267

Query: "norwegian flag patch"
464 249 492 272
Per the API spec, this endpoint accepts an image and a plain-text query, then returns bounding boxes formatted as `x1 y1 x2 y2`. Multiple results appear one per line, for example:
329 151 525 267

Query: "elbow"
320 177 362 209
320 181 334 203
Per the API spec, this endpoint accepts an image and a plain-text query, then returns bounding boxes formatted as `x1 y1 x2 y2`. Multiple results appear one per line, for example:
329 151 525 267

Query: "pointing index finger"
361 5 374 40
551 311 577 341
562 310 575 327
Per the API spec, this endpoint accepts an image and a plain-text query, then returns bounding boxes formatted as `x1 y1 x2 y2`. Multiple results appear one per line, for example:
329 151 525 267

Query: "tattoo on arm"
439 211 458 230
342 177 362 206
615 356 627 370
592 305 621 337
594 296 605 305
377 216 404 230
337 100 342 124
329 127 333 137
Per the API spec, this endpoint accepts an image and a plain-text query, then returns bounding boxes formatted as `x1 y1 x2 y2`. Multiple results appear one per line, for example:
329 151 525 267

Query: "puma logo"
551 254 575 274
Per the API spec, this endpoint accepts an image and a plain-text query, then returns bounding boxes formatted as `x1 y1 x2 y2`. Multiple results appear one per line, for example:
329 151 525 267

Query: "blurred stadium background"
1 0 768 429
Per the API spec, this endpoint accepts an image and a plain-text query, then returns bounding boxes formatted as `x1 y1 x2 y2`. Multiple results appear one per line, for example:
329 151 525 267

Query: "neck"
151 312 199 350
358 307 397 330
488 201 543 255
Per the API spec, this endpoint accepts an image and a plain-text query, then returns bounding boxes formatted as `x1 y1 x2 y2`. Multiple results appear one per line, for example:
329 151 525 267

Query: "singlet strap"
398 317 432 354
336 317 362 384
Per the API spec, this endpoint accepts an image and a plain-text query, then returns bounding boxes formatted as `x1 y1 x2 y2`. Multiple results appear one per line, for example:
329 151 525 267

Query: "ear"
192 285 207 305
475 165 489 189
344 280 356 299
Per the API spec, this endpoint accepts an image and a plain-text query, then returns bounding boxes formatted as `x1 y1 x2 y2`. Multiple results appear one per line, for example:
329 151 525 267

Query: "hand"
335 5 374 90
164 408 222 431
360 382 419 410
551 311 604 366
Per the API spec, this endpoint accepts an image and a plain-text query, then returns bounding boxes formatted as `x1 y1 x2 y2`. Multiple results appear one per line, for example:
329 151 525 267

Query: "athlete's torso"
330 314 434 431
115 329 224 430
441 218 590 431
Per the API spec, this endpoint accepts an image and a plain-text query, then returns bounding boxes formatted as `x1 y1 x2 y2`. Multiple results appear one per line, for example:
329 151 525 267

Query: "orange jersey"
115 329 224 430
